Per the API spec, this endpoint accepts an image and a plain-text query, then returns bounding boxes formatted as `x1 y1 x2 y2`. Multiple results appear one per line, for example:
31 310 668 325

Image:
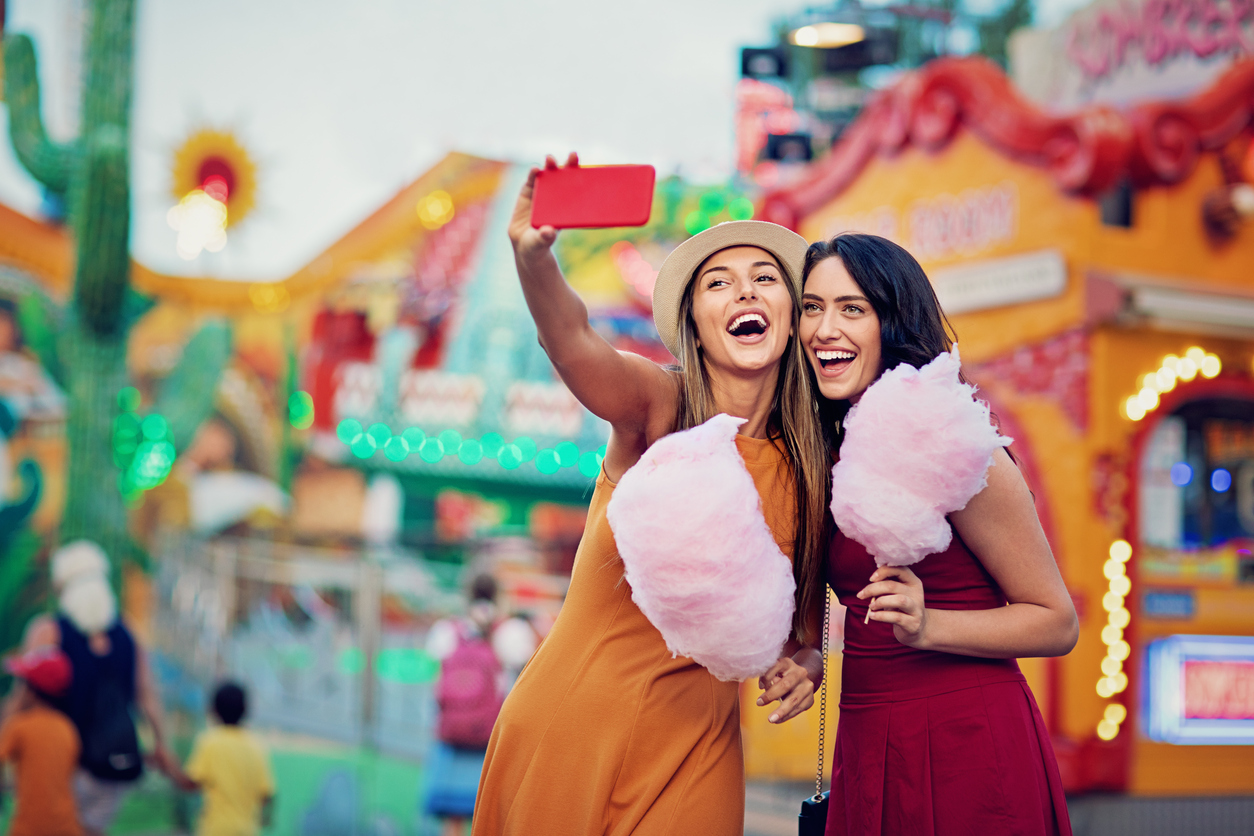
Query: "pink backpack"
435 624 504 748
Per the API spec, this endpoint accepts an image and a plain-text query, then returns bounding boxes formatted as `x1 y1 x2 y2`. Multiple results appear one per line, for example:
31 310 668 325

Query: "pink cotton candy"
830 347 1011 567
606 413 796 682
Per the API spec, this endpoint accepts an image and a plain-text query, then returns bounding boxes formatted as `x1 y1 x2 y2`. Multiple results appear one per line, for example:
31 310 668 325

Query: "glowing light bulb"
1101 655 1123 676
1110 575 1132 597
1111 672 1129 692
1096 679 1117 699
1155 368 1177 392
1101 625 1123 646
417 190 455 230
1103 559 1127 580
1125 397 1146 421
1096 718 1119 740
1178 358 1199 381
1104 703 1127 724
1137 387 1159 410
1109 640 1131 661
1108 607 1131 629
1109 540 1132 562
1200 354 1221 378
1185 346 1205 363
1103 591 1125 612
168 189 229 260
793 25 820 45
1161 354 1180 373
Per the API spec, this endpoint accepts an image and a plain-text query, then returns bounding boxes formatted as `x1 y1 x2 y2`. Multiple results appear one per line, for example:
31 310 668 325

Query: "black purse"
799 588 832 836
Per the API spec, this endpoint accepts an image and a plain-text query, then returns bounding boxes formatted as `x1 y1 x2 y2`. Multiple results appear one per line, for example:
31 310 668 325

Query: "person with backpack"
20 542 174 836
424 574 535 836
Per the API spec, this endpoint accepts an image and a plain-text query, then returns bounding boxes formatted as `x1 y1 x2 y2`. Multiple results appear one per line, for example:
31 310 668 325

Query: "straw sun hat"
651 221 809 357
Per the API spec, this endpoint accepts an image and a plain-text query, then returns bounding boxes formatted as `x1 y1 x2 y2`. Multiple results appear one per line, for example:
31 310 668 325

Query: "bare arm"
134 646 171 756
861 448 1079 658
509 156 677 478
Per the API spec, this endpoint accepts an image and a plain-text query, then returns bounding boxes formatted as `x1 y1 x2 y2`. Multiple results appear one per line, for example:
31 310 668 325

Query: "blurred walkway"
745 780 815 836
745 783 1254 836
82 775 1254 834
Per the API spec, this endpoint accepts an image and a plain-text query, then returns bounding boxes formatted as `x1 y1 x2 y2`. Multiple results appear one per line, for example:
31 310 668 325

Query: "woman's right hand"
508 153 578 266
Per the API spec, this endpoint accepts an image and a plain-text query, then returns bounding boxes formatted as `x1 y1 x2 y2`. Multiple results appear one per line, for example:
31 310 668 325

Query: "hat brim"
652 221 809 358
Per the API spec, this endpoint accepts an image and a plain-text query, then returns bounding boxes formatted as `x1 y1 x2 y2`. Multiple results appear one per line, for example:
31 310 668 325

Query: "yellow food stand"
759 55 1254 794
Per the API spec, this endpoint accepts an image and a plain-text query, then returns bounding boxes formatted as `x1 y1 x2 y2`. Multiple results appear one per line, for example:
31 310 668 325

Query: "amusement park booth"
762 55 1254 794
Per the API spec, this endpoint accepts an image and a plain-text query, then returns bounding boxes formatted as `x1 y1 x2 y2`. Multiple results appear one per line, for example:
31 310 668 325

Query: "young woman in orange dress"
471 156 831 836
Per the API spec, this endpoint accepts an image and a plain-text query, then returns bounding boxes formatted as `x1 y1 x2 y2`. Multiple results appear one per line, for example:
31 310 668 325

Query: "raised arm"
861 448 1079 658
509 156 677 467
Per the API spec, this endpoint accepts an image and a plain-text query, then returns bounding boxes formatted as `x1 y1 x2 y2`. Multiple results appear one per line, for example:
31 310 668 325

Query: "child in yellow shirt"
172 682 274 836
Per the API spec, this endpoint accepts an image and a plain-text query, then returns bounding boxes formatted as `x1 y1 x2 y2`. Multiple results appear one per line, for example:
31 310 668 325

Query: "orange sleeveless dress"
472 435 797 836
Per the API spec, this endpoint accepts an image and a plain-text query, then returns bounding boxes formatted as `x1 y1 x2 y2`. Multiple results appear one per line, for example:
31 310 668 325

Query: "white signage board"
930 249 1068 315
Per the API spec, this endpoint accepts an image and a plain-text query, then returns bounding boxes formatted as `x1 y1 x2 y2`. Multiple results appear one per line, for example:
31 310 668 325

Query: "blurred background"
0 0 1251 833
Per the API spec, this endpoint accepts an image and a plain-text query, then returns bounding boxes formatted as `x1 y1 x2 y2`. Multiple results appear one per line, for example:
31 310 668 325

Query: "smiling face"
687 245 795 376
800 256 883 403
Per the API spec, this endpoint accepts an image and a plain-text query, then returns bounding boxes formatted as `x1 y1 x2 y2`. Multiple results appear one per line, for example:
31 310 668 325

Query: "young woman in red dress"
798 233 1079 836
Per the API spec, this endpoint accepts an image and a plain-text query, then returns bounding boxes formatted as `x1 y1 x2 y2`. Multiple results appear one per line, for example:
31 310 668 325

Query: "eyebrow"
802 293 870 303
699 261 782 279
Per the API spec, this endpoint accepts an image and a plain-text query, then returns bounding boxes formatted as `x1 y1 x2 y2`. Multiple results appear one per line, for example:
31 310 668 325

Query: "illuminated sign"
1145 634 1254 744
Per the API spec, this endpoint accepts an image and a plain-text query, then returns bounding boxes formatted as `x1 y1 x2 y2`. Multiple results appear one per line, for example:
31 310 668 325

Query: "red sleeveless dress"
825 527 1072 836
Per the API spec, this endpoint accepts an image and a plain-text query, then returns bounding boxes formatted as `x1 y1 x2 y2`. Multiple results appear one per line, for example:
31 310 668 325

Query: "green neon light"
288 390 315 429
335 418 606 477
112 390 177 504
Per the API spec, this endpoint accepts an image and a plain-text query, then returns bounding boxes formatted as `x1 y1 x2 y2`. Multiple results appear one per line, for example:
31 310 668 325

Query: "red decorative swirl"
1128 59 1254 184
762 56 1254 230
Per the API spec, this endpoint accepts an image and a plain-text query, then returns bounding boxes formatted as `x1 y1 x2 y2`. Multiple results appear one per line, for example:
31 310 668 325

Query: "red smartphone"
531 164 655 229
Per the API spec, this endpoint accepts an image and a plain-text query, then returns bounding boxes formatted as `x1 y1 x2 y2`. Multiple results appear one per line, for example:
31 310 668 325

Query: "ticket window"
1139 396 1254 746
1140 398 1254 559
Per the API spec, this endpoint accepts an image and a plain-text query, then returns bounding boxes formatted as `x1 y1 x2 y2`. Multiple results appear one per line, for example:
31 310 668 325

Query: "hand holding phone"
531 163 655 229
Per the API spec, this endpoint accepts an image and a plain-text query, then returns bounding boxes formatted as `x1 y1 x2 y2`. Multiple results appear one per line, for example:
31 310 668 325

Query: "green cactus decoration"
4 0 139 576
2 34 74 196
5 2 234 579
152 321 233 450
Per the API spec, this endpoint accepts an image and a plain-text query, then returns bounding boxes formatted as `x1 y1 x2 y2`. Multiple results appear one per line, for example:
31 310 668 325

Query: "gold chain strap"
814 588 831 801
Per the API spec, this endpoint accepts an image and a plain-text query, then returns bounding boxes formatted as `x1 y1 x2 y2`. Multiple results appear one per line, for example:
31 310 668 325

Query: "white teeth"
816 350 855 361
727 313 767 333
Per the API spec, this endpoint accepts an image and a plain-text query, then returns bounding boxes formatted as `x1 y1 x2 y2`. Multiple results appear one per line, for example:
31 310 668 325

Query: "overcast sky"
1 0 1086 282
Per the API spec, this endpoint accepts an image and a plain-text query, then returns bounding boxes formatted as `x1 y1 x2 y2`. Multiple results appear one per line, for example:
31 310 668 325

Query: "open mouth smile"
814 347 856 375
726 311 770 342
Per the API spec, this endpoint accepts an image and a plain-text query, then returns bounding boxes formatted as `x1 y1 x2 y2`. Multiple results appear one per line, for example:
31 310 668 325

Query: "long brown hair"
802 233 960 449
671 256 831 644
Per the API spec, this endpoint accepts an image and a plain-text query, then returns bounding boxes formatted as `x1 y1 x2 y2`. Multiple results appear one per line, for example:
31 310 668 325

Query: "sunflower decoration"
168 129 259 260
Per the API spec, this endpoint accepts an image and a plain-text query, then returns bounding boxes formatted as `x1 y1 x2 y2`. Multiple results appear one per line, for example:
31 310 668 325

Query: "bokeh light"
167 188 228 259
419 438 445 463
288 391 315 429
337 419 363 444
383 437 409 462
417 190 455 230
458 439 484 465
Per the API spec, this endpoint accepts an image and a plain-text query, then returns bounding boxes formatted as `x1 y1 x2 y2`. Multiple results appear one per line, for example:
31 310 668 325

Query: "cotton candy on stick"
828 347 1011 621
606 414 796 682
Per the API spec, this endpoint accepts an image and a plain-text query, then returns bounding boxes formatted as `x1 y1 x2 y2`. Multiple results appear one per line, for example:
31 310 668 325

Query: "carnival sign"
929 249 1067 315
1066 0 1254 82
1146 634 1254 744
1017 0 1254 108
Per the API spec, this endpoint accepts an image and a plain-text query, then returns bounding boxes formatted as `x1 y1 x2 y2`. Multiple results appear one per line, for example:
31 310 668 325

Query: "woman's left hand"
756 656 816 724
858 565 929 648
